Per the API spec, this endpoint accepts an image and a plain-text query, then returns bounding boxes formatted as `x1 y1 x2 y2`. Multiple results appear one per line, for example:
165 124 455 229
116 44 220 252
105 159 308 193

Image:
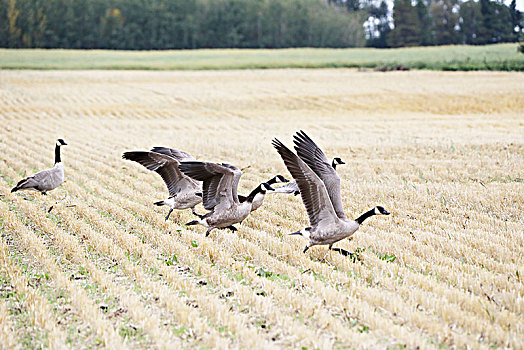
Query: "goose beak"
339 160 345 164
282 177 290 183
383 209 390 215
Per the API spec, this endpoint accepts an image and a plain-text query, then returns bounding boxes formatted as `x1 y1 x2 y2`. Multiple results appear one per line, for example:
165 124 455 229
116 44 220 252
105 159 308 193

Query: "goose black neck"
246 185 264 203
54 144 61 164
355 208 375 225
267 177 277 185
331 160 337 170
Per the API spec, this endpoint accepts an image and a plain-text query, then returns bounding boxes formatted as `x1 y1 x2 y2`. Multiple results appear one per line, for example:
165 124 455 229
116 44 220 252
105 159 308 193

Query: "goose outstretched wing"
122 151 199 196
179 162 241 210
272 139 337 227
150 147 195 162
270 181 300 195
293 130 346 220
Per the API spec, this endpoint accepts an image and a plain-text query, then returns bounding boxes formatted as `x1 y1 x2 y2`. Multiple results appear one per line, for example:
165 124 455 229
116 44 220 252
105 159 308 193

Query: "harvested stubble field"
0 69 522 349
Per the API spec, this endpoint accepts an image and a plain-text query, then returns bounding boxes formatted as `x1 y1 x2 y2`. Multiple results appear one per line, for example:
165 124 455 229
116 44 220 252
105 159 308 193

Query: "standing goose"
122 147 202 221
11 139 67 195
273 157 345 196
179 161 274 236
237 174 289 212
272 131 390 254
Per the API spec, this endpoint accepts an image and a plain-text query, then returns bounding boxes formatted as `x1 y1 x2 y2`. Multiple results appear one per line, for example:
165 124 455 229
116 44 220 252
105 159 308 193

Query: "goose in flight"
272 157 345 196
11 139 68 195
122 147 202 221
272 131 389 254
179 161 274 236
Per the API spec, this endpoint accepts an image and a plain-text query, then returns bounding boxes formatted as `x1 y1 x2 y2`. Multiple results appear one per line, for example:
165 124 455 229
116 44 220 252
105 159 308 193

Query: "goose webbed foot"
330 247 358 261
330 247 351 256
165 208 174 221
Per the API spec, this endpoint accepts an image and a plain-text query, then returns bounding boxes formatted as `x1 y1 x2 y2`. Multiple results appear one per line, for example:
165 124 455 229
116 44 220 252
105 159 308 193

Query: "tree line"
0 0 522 50
363 0 522 47
0 0 365 49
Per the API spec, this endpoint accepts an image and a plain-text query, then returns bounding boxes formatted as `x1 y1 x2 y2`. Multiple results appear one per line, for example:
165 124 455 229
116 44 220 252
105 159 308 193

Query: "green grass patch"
1 44 522 71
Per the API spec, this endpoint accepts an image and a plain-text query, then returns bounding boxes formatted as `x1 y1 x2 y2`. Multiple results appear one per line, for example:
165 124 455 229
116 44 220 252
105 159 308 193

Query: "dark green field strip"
1 44 523 71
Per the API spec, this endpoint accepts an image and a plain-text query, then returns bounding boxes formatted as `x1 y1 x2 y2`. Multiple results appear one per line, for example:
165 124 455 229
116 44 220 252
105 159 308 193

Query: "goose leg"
192 208 204 219
331 247 354 259
303 245 310 254
165 208 174 221
205 228 215 237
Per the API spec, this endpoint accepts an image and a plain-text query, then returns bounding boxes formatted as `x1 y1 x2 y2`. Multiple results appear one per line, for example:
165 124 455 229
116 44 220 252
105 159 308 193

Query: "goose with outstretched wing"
122 147 202 221
272 131 390 254
179 161 274 236
272 156 345 196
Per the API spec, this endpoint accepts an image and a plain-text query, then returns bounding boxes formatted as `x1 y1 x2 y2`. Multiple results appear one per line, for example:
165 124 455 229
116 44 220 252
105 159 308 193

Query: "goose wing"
293 130 346 220
270 181 300 195
272 139 337 227
178 161 240 211
122 151 199 197
150 147 195 161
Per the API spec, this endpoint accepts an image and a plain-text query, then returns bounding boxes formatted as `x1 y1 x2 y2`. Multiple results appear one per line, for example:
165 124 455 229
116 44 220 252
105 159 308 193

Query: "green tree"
389 0 422 47
459 1 485 44
430 0 459 45
7 0 21 47
509 0 521 42
416 0 433 45
479 0 513 43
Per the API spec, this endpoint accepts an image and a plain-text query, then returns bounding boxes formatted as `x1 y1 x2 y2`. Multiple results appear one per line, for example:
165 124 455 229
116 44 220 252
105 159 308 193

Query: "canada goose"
237 174 289 212
11 139 67 195
272 131 390 254
179 161 274 236
331 157 345 170
122 147 202 221
273 157 345 196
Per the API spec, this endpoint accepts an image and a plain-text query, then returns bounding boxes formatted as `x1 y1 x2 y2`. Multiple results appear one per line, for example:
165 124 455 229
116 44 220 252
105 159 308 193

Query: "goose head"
331 157 345 169
374 206 390 215
259 182 275 193
355 206 390 224
268 174 290 185
56 139 68 146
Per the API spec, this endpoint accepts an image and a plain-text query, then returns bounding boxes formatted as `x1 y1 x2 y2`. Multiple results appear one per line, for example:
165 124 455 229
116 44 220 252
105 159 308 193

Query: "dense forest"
0 0 522 49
